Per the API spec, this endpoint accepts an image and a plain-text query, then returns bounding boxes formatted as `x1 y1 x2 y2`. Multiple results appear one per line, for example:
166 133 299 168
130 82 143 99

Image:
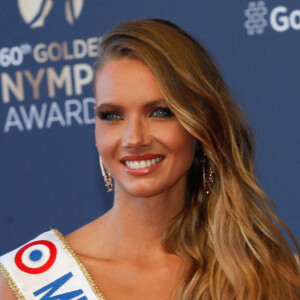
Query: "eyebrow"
95 99 167 111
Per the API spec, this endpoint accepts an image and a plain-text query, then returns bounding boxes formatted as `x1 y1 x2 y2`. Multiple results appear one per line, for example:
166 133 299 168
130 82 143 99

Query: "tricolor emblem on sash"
0 230 105 299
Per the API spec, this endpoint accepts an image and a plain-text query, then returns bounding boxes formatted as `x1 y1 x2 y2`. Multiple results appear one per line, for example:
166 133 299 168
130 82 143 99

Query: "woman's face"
94 58 196 197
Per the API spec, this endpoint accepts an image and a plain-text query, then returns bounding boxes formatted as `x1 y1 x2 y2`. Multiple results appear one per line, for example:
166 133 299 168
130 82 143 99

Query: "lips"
125 157 163 169
120 154 165 176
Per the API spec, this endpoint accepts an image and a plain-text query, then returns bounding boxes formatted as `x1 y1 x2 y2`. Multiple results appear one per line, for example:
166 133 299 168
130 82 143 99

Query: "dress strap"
0 230 105 300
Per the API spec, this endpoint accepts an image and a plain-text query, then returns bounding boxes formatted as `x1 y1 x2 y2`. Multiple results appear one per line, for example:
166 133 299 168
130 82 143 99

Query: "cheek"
157 122 196 161
95 121 118 157
175 133 196 165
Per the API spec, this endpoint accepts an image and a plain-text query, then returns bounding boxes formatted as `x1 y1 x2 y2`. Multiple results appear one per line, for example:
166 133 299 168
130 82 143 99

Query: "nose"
122 117 152 149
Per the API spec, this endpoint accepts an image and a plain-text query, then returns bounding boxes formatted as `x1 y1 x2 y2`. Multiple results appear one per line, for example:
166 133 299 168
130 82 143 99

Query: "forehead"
94 58 163 105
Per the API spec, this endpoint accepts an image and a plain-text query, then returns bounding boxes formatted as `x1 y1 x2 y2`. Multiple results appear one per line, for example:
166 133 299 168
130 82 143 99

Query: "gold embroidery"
0 262 25 300
53 229 106 300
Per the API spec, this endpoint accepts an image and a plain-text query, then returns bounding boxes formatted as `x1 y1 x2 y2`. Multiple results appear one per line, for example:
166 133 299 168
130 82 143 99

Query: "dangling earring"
202 154 214 195
99 156 113 192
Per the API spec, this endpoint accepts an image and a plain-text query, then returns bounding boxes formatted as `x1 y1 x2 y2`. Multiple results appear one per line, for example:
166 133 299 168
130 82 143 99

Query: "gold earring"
202 154 214 195
99 156 113 192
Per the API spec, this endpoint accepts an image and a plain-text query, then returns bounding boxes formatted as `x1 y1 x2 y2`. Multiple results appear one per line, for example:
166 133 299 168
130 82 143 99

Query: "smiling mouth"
124 157 163 169
120 154 165 175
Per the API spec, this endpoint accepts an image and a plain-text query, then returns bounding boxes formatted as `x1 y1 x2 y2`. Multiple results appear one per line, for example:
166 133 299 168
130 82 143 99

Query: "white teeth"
124 157 163 169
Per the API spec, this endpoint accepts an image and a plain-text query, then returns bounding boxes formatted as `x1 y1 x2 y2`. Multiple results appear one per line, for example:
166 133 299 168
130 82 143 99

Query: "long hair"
94 19 300 299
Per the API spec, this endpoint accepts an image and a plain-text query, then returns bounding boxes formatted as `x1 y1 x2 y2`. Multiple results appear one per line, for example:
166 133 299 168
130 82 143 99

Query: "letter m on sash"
33 272 87 299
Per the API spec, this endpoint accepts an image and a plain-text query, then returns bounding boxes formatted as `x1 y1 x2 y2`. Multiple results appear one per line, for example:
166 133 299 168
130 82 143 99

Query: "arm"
0 274 18 300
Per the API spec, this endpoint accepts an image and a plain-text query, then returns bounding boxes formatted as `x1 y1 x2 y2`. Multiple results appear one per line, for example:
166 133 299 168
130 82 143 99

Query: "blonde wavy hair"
94 19 300 299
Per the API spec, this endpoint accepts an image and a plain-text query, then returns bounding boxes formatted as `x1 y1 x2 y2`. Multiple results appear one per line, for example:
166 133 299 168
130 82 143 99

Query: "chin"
120 183 165 198
128 188 161 198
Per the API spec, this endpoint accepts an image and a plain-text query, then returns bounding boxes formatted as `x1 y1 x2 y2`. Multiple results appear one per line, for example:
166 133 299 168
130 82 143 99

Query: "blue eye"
98 112 123 120
149 107 174 118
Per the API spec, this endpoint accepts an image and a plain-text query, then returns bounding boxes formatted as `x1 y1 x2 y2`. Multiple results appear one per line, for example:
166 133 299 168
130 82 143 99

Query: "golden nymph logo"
1 37 100 133
1 0 99 134
18 0 84 29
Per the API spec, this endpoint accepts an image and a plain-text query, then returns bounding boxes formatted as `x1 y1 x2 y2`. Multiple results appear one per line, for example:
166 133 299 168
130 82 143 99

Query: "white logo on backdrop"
18 0 84 29
244 1 268 35
245 1 300 35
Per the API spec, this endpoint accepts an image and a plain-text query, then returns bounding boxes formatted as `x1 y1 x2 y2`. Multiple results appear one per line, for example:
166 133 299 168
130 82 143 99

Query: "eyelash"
98 111 122 121
97 107 174 121
149 107 174 118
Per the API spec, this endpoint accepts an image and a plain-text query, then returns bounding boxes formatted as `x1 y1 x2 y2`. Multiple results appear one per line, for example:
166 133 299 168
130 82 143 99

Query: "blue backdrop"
0 0 299 254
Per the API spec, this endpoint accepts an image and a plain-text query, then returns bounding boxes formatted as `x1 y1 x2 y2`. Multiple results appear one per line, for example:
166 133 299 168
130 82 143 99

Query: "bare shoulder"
0 274 18 300
65 213 110 256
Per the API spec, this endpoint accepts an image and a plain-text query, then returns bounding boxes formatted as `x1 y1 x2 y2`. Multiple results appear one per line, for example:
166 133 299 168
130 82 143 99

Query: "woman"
1 19 299 299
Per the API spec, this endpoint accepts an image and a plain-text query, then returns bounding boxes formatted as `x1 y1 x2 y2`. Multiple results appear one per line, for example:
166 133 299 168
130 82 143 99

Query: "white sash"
0 230 105 300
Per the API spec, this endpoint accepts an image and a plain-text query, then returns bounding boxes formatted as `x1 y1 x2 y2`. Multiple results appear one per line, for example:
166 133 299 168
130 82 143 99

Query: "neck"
97 180 186 263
